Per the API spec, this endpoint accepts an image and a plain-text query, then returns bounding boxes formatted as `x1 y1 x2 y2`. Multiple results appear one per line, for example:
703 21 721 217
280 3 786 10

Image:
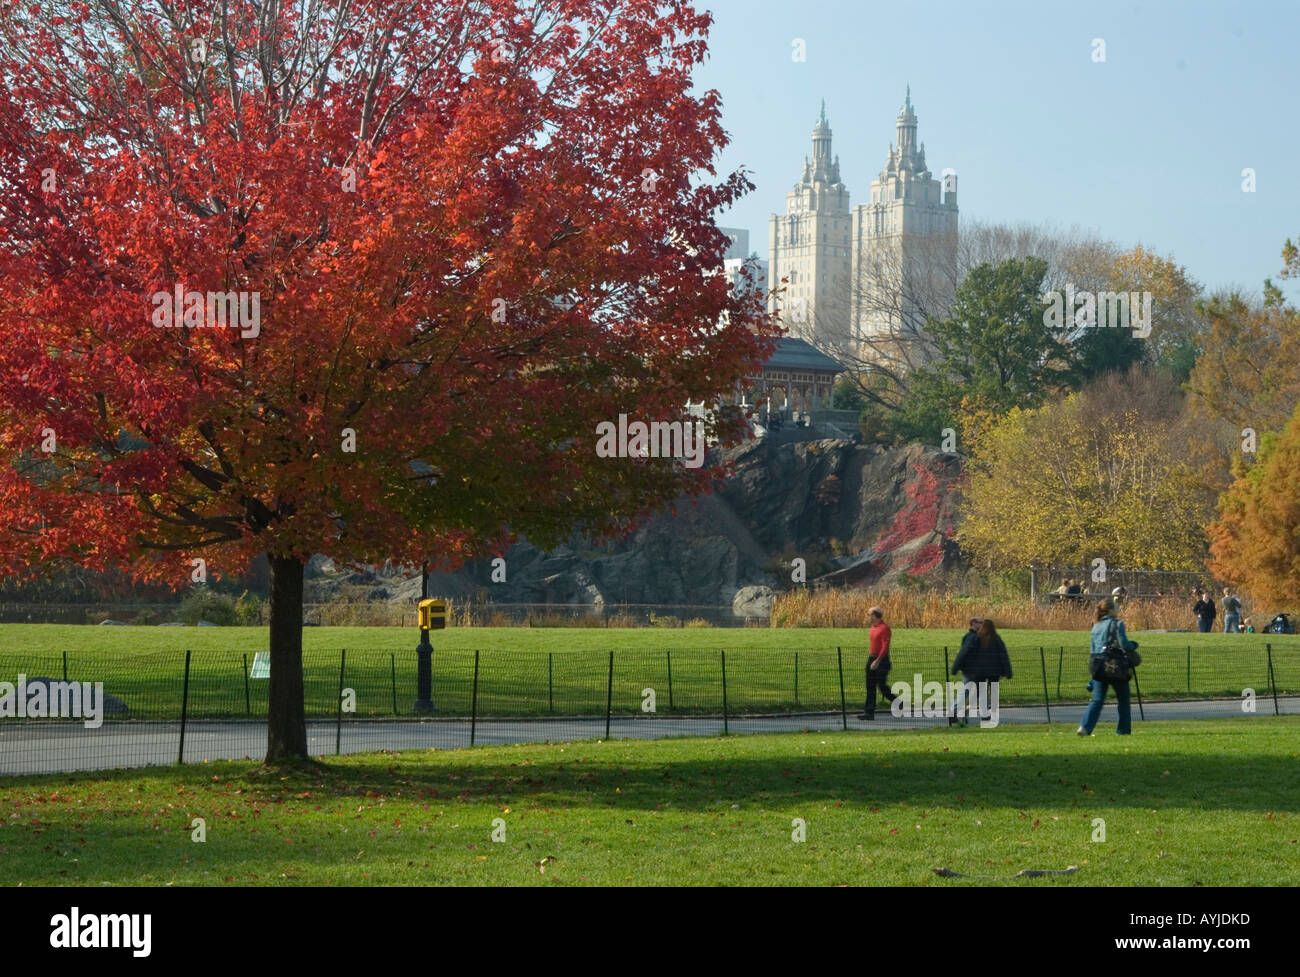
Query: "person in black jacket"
948 618 982 724
950 618 1012 723
1192 590 1216 633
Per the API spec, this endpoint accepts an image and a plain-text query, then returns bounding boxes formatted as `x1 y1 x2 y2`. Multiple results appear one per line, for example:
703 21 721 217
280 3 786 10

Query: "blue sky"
695 0 1300 299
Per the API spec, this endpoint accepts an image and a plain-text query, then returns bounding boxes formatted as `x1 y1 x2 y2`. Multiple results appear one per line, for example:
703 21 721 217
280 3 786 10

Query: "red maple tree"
0 0 776 758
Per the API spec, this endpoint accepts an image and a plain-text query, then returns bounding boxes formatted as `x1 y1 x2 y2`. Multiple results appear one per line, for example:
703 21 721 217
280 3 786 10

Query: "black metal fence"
1 644 1294 776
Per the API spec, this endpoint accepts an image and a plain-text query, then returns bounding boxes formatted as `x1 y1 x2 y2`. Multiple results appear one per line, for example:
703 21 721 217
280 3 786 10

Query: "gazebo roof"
761 337 844 374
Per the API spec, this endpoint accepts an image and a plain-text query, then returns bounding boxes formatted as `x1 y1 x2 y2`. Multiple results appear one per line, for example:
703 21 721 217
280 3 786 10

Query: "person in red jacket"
859 606 898 720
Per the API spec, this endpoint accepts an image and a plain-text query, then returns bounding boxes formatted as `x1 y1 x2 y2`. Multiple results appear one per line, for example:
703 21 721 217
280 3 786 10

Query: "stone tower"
768 100 852 347
850 87 958 349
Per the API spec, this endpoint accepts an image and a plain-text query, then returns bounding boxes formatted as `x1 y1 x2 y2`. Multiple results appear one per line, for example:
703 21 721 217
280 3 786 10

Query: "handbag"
1090 619 1132 682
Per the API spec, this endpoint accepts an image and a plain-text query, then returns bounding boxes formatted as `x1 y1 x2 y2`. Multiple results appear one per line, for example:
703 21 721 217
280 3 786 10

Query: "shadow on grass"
4 723 1297 884
7 725 1297 815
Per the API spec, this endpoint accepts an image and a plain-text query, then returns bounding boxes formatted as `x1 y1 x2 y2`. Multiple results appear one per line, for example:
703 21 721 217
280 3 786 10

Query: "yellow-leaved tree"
959 369 1210 570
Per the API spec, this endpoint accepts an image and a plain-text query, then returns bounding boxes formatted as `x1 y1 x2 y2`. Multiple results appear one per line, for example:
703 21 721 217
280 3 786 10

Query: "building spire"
895 85 918 162
807 99 834 183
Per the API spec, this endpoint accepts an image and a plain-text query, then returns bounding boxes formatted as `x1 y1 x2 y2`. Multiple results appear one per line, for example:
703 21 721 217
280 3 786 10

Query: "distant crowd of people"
1052 579 1253 633
1053 580 1134 604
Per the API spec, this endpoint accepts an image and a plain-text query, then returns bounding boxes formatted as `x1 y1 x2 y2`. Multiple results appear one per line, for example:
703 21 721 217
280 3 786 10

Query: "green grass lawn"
1 717 1296 886
7 622 1299 654
0 625 1294 719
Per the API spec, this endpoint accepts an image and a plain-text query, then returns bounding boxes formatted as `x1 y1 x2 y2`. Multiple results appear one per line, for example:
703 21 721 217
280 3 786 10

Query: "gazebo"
745 337 844 424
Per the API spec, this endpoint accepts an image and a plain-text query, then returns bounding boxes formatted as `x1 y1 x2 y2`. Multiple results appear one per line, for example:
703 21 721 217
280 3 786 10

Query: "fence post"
548 653 554 715
177 649 192 766
943 646 952 726
1187 646 1191 695
795 651 800 705
390 655 398 715
62 650 68 683
1056 647 1064 700
1038 647 1051 724
470 650 480 747
1267 643 1280 716
604 650 614 740
335 649 346 756
243 653 251 716
721 650 729 736
836 647 847 730
666 651 674 710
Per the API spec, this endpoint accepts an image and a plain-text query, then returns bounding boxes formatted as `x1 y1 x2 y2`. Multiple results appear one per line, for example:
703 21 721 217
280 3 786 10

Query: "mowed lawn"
0 625 1295 718
1 718 1297 886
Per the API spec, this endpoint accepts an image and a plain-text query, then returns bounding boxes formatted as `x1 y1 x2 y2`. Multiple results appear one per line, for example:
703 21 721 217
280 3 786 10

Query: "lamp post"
413 559 436 713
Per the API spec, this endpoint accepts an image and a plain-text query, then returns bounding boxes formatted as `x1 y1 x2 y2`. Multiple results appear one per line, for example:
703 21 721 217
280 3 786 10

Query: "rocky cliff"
308 433 963 611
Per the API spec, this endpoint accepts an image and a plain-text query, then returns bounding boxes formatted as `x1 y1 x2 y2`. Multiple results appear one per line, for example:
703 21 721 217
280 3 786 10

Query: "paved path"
1 696 1295 776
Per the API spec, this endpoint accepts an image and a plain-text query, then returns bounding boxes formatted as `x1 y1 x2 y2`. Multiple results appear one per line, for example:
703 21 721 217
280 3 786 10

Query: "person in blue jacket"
1079 598 1136 736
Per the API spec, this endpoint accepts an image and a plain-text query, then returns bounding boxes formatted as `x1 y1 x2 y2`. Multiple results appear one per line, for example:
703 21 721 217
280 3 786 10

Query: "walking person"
948 617 982 725
1221 587 1243 634
1078 598 1135 736
951 618 1012 724
956 617 982 661
859 606 897 720
1192 590 1216 633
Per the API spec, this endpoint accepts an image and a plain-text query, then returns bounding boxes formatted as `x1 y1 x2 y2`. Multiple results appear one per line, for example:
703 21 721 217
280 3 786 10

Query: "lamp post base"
413 629 436 713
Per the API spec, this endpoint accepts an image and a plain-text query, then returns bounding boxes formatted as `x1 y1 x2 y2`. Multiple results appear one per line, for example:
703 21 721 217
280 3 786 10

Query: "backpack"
1267 613 1294 635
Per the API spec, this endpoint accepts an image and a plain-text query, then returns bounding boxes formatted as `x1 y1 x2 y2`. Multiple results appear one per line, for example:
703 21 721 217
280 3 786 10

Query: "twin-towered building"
766 89 959 356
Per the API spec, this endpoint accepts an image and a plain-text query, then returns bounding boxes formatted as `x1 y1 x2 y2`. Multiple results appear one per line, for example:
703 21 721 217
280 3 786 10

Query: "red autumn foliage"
0 0 777 757
874 463 947 558
908 544 945 575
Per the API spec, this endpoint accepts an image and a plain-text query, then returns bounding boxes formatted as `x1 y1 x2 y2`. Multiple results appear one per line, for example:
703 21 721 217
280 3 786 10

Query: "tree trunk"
266 553 307 761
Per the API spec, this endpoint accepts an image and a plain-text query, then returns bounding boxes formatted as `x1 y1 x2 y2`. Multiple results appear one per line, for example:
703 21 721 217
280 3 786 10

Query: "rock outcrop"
305 433 963 609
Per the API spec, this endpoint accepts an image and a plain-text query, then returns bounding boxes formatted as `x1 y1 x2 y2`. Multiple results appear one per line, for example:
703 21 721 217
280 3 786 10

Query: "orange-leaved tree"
1207 404 1300 607
0 0 777 759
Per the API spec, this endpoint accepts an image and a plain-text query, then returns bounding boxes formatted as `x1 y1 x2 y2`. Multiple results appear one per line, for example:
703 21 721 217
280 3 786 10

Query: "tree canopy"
1208 406 1300 605
887 256 1072 444
959 369 1208 571
0 0 776 757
